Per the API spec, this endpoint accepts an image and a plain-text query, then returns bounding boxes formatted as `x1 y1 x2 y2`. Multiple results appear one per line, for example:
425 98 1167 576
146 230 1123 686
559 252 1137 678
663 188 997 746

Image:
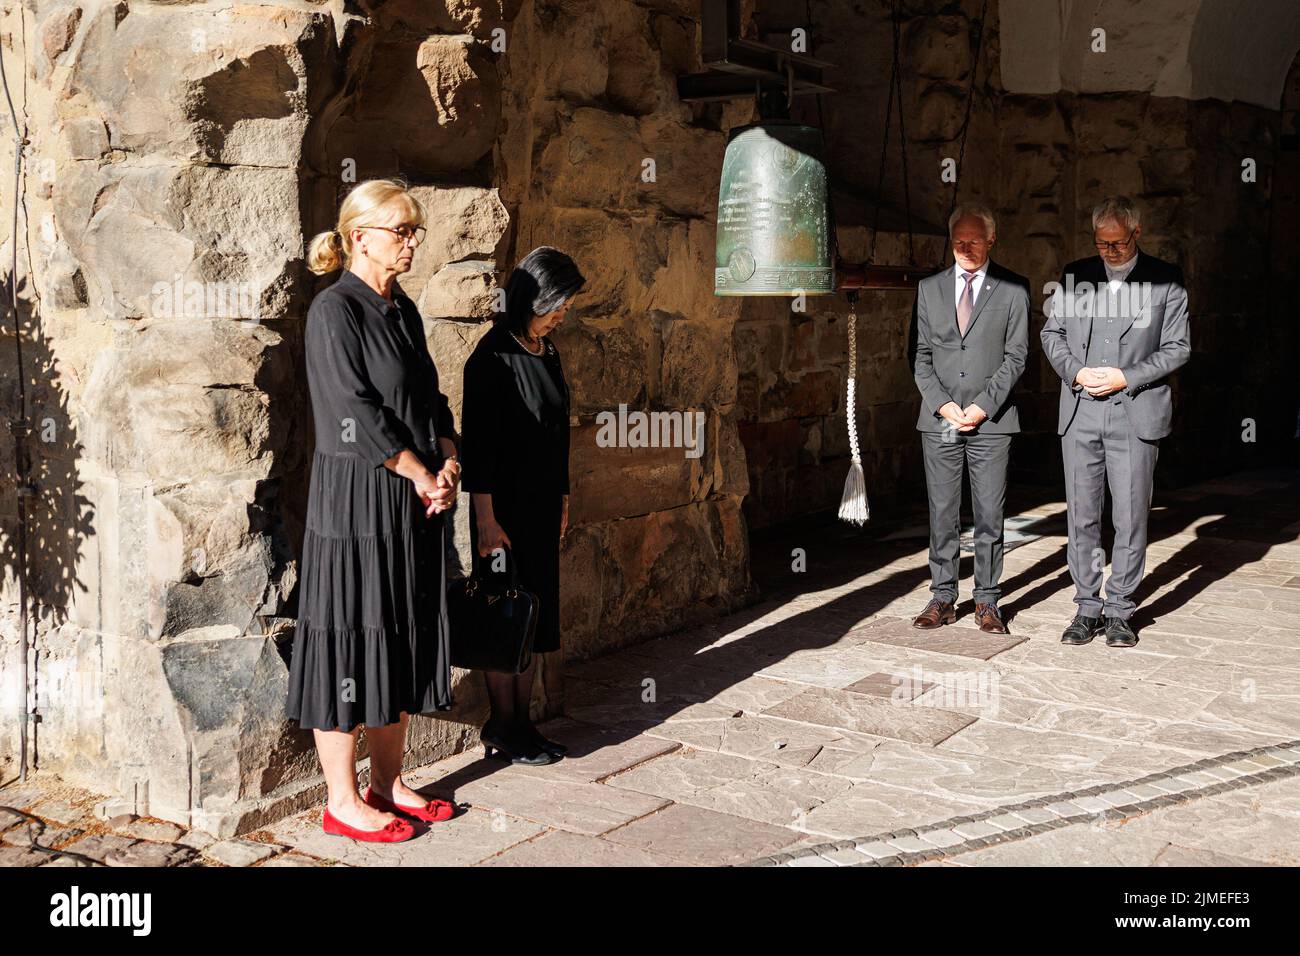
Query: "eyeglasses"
363 224 427 246
1094 230 1135 253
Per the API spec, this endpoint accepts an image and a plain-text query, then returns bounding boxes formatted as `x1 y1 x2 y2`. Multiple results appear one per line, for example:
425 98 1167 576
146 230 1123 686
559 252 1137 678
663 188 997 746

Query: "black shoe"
1061 614 1103 645
1104 616 1138 648
520 722 568 758
481 721 558 766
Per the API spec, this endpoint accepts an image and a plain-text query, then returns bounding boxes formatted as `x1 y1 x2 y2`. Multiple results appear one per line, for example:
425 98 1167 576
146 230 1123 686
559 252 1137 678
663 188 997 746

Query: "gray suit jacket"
1040 252 1190 440
913 260 1030 434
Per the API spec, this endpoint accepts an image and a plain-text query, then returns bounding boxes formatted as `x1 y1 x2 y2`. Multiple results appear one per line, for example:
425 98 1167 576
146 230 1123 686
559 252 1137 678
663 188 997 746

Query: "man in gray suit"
912 202 1030 635
1041 196 1191 648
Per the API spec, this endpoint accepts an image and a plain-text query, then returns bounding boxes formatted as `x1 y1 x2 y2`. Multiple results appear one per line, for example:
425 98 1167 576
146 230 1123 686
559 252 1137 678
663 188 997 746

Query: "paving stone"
432 771 670 836
763 686 976 746
105 842 195 867
1068 795 1111 814
1124 783 1167 800
854 840 898 859
1244 753 1288 769
1007 806 1057 826
117 820 185 842
1113 795 1300 864
1151 844 1270 867
951 820 1001 840
954 823 1176 866
603 804 802 866
502 719 681 783
820 846 870 865
29 800 90 825
915 827 965 848
849 618 1027 660
886 834 938 853
178 830 218 851
985 812 1031 832
2 825 83 849
60 834 137 863
787 853 838 866
1173 771 1217 787
843 671 937 701
616 751 851 827
1097 790 1140 808
203 838 279 867
0 844 45 867
1045 800 1089 819
0 785 46 811
481 829 684 867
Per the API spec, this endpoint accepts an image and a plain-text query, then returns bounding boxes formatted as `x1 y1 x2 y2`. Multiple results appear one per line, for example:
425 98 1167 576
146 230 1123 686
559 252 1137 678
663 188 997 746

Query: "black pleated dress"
286 268 456 732
460 323 570 654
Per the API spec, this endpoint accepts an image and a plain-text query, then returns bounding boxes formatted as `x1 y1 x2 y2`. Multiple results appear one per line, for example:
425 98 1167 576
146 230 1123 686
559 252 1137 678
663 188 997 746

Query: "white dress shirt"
955 262 988 307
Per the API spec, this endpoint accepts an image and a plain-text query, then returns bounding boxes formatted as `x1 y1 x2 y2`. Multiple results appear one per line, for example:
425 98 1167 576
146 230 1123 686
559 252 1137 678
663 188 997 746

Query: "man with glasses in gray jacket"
1041 196 1191 648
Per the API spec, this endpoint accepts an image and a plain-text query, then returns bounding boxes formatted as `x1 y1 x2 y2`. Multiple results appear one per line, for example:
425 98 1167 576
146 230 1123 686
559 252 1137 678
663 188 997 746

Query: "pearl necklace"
511 330 545 355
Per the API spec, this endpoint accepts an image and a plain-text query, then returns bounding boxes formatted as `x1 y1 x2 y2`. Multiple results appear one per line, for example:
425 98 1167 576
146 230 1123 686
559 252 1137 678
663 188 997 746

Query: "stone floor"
4 467 1300 867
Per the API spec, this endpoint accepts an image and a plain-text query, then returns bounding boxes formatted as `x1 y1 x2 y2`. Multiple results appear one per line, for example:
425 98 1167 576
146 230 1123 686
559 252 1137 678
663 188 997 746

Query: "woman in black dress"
461 246 585 765
287 179 461 843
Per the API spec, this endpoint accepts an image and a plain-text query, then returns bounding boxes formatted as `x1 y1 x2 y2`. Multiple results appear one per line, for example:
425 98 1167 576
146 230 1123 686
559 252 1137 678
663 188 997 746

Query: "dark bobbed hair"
499 246 586 335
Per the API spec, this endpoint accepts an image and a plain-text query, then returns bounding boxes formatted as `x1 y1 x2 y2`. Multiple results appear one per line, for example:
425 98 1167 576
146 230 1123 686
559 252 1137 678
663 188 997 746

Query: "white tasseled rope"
838 304 870 525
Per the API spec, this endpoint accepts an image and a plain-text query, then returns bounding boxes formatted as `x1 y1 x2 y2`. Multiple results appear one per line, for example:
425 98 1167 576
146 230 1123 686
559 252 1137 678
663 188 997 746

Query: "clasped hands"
415 458 460 517
938 401 987 432
1075 366 1127 398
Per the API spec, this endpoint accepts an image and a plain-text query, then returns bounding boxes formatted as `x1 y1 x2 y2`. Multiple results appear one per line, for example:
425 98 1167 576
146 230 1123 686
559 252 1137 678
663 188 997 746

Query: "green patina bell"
715 120 834 296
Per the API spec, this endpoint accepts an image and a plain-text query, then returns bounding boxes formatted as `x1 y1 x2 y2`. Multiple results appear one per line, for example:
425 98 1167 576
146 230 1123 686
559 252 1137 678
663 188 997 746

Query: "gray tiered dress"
286 269 456 732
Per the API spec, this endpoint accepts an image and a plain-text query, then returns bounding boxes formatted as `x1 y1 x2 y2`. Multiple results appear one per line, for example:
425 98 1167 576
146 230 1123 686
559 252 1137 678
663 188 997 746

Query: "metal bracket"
677 0 835 103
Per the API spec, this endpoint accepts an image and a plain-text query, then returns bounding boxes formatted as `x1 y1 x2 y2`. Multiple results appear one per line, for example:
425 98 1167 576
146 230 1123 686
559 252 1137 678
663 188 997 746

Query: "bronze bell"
715 120 834 296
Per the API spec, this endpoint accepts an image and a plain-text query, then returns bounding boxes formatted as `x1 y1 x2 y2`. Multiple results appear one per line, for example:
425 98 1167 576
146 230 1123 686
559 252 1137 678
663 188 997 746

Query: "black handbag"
447 547 538 674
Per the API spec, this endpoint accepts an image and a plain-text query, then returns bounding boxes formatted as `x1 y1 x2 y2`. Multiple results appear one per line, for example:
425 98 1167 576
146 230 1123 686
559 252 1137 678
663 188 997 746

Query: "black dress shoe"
521 723 568 758
1061 614 1103 645
481 721 559 766
1104 616 1138 647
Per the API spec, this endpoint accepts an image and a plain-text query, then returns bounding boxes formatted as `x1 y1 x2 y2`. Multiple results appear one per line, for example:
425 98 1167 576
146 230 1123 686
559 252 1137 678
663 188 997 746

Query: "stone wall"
0 0 755 834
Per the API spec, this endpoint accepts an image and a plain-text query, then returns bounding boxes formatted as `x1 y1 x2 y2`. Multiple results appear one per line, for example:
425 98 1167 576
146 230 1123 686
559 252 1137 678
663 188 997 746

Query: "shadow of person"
1130 479 1300 631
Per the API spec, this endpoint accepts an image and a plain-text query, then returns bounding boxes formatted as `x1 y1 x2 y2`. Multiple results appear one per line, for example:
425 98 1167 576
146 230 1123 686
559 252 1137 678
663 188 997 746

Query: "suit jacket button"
959 371 966 377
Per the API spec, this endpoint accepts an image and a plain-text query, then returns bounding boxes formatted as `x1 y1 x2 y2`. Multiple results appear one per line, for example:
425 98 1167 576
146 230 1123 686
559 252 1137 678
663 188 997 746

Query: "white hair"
948 202 996 239
1092 195 1141 232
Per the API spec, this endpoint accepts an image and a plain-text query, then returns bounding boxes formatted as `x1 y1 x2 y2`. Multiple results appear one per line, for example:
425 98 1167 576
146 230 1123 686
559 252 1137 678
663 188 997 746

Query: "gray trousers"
921 430 1012 605
1061 397 1159 620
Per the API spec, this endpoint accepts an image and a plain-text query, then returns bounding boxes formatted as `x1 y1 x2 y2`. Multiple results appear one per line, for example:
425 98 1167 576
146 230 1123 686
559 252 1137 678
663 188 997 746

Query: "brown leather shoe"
975 603 1008 634
912 598 956 629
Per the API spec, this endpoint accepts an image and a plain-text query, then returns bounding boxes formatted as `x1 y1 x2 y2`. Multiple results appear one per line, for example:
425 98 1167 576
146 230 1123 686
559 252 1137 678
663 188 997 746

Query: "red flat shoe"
322 807 416 843
363 786 457 823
